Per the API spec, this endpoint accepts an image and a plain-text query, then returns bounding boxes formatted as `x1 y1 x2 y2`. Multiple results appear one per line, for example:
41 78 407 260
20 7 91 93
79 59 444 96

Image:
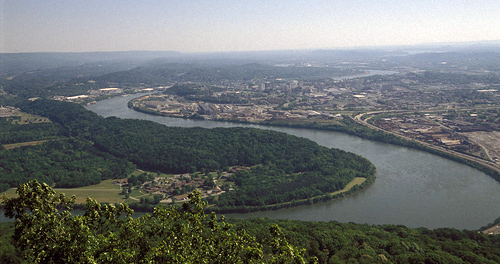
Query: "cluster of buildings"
115 172 225 203
134 94 344 123
50 63 498 165
374 114 485 158
54 88 124 102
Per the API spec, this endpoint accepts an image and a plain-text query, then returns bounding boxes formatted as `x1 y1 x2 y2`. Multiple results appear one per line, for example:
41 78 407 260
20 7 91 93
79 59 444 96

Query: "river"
83 92 500 230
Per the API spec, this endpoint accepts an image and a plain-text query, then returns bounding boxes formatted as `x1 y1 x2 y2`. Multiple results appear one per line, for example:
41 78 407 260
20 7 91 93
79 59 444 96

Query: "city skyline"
1 0 499 53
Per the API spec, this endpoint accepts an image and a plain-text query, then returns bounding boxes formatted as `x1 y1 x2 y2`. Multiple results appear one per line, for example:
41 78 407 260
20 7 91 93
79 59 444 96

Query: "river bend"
84 93 500 229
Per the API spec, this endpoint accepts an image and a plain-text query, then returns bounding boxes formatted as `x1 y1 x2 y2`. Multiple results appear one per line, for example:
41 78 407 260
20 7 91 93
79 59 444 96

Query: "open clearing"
54 180 123 203
331 177 366 196
464 131 500 160
2 179 124 204
3 140 53 150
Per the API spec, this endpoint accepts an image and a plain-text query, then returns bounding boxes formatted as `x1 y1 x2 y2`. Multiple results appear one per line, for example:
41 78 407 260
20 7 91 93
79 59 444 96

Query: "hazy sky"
1 0 499 53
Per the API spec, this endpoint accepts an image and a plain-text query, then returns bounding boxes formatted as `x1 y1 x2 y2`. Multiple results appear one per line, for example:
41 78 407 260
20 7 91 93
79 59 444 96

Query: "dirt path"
464 131 500 161
3 140 52 150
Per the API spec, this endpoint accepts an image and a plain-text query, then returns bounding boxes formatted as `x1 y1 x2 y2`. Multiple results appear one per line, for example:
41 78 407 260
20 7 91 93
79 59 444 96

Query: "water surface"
84 94 500 229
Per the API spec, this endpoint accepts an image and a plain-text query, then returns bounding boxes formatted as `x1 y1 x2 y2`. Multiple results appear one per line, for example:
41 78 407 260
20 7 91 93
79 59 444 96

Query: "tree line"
0 118 62 145
0 138 135 192
262 116 500 184
230 218 500 263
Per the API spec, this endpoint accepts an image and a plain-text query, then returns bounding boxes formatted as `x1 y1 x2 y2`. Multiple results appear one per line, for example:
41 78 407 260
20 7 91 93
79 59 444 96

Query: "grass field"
54 180 124 204
124 188 151 204
331 177 366 196
1 179 124 204
1 169 176 205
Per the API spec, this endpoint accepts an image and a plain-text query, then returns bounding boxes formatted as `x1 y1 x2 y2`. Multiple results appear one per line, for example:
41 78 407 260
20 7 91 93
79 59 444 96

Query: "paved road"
353 112 500 174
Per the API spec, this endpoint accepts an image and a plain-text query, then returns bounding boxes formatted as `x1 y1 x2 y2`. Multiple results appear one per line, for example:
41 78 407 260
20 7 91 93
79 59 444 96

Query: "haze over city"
1 0 499 53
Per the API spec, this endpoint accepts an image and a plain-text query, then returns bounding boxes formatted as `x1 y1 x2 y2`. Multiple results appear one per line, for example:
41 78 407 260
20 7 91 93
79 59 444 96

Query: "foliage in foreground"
2 180 307 264
3 181 500 263
232 218 500 264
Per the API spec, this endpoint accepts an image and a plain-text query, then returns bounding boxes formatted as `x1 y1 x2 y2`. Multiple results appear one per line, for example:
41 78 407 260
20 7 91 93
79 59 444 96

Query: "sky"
1 0 499 53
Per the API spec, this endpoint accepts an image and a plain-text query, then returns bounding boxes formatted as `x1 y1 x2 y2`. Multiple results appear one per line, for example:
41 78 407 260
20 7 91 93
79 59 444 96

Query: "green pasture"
2 179 124 204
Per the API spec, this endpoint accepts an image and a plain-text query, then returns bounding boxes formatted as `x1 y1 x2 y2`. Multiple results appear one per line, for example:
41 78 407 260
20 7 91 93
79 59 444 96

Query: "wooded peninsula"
1 99 375 212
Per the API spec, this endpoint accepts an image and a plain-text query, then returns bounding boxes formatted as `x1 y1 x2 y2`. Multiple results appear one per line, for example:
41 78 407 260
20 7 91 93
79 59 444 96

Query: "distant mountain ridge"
0 51 181 75
2 40 499 76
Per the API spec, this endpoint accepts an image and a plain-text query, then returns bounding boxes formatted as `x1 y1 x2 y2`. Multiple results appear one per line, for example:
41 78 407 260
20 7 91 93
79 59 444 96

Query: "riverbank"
85 92 500 229
130 102 500 186
354 112 500 178
0 176 373 220
208 175 374 214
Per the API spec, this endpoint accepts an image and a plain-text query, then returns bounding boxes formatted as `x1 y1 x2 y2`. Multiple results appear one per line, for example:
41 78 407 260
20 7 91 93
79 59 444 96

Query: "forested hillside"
0 118 61 144
231 218 500 263
0 138 134 190
0 114 135 192
0 60 359 99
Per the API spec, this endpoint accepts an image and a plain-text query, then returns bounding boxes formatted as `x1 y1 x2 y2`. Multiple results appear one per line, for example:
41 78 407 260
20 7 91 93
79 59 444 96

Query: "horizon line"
2 39 499 55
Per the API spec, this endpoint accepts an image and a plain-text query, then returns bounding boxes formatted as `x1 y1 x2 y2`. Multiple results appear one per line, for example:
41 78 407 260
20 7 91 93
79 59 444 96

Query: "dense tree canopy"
0 119 62 145
16 99 376 209
231 218 500 264
2 180 307 263
0 138 135 191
